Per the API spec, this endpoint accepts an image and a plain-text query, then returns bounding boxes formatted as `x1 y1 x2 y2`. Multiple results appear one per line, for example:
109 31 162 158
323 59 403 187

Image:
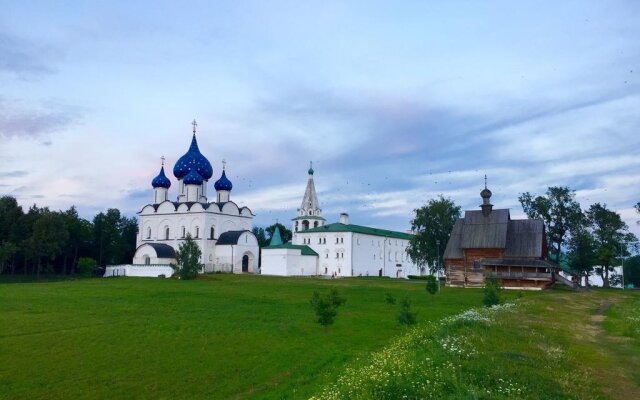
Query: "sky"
1 1 639 237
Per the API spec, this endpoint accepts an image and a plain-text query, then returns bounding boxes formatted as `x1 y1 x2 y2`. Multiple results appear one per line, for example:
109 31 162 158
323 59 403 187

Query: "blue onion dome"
214 170 233 191
151 166 171 189
183 167 204 185
173 134 213 180
308 161 314 175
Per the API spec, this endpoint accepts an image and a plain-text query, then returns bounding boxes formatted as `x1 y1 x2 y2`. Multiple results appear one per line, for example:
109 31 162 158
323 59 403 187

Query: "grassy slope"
0 275 491 399
310 288 640 399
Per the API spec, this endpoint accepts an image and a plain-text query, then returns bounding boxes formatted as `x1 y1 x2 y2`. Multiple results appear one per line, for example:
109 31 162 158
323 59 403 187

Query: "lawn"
0 274 490 399
2 275 637 399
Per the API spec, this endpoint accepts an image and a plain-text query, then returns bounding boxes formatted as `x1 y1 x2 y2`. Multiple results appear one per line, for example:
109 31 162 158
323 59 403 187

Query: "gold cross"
192 119 198 134
161 155 165 166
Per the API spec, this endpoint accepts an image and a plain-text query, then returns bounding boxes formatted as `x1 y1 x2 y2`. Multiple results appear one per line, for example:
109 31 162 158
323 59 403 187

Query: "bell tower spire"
292 162 325 233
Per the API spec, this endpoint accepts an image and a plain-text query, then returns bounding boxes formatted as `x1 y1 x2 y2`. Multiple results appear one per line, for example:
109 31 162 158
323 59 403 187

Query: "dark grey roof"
216 230 250 245
505 220 544 258
460 209 510 248
479 258 558 269
443 219 464 259
140 243 176 258
444 207 546 260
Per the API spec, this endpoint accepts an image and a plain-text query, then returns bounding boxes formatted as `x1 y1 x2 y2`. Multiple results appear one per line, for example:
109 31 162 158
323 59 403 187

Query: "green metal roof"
265 243 319 256
301 222 413 240
269 226 283 246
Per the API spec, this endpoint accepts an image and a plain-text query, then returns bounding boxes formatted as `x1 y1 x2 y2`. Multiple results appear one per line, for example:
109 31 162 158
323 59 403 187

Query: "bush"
77 257 97 277
483 275 502 307
397 298 417 325
310 290 346 327
425 275 439 295
407 275 430 280
385 293 396 305
173 234 202 280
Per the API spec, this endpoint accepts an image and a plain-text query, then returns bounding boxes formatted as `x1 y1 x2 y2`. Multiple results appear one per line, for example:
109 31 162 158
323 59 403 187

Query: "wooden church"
443 183 558 289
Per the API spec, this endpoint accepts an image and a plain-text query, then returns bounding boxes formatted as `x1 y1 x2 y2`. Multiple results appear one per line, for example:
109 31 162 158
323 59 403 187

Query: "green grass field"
1 275 638 399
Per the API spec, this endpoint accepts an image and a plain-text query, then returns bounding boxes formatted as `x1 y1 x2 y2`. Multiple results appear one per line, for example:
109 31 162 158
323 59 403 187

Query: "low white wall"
261 248 318 276
104 264 174 278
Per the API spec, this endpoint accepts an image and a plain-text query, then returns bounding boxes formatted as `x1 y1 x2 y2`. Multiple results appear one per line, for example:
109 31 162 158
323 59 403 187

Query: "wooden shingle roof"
460 209 510 249
444 208 545 260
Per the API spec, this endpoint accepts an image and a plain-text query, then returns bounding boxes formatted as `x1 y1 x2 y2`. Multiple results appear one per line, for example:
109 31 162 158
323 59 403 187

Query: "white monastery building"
261 165 419 278
105 121 259 277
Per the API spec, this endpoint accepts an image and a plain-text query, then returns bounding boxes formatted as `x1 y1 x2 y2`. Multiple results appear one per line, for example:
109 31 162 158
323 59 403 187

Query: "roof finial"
161 155 165 166
222 158 226 170
192 119 198 134
484 174 487 189
308 160 314 175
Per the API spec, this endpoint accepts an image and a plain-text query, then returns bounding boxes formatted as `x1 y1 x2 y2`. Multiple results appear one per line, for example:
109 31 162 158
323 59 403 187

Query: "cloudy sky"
1 1 639 236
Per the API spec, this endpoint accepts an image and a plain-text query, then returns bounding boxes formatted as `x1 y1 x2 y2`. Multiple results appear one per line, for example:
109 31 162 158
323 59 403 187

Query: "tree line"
0 195 137 277
407 187 639 288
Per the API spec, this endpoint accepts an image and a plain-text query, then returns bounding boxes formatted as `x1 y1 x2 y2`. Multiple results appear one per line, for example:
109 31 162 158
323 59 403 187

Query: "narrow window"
181 226 186 238
147 227 151 239
210 227 215 239
165 227 170 240
195 226 199 238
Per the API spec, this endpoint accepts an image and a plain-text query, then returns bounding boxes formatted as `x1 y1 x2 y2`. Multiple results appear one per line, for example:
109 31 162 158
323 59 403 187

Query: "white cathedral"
105 122 259 278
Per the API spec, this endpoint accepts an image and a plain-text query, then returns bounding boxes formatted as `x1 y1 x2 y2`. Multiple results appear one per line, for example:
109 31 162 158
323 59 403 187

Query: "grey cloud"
0 32 58 78
0 170 28 178
0 99 81 138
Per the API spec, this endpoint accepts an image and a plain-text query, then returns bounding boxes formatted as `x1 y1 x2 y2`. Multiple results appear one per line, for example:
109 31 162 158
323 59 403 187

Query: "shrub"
385 293 396 305
173 234 202 280
397 297 417 325
77 257 97 277
483 275 502 307
425 275 439 295
407 275 430 280
310 290 346 327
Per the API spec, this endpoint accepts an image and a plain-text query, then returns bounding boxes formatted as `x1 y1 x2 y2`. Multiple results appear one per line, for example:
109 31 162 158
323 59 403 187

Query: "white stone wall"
261 248 318 276
104 265 174 278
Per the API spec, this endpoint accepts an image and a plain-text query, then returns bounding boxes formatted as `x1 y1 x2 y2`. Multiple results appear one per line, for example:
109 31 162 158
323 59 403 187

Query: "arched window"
146 227 151 239
144 256 150 265
314 221 319 228
210 227 215 239
181 226 186 238
195 226 200 238
165 227 170 240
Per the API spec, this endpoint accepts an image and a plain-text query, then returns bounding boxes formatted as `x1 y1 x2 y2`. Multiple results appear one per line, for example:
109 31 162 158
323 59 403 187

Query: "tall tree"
252 227 269 248
62 207 93 275
519 186 583 263
586 203 636 287
0 196 24 274
407 195 461 274
266 223 292 244
623 255 640 288
93 209 135 266
20 205 45 275
30 211 69 278
566 228 596 286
